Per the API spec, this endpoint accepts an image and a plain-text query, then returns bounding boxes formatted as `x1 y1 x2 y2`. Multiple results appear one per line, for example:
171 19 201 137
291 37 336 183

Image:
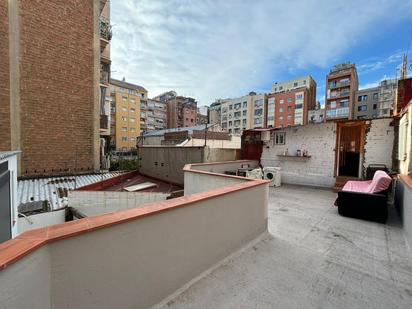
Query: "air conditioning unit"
263 167 281 187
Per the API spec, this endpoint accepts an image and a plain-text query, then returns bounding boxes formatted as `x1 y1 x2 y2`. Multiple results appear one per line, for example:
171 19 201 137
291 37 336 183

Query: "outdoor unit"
263 167 281 187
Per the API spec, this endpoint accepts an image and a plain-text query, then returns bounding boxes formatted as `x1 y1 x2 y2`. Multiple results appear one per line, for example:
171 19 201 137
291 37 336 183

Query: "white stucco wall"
18 209 66 234
363 118 394 173
261 123 337 187
69 191 169 217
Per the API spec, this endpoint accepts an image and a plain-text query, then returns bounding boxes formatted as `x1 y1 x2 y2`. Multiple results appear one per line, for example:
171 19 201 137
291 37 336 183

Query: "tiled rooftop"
159 185 412 309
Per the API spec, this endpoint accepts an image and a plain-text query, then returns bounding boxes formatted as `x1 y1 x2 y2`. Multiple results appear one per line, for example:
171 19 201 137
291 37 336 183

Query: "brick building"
325 62 359 121
397 77 412 113
0 0 105 177
267 87 311 128
166 96 197 128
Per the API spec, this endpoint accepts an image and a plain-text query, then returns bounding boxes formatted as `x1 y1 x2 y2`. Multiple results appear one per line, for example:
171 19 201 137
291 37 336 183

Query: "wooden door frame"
334 121 366 178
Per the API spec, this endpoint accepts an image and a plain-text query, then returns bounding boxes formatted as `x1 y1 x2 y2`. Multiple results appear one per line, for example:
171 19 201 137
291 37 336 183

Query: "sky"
110 0 412 107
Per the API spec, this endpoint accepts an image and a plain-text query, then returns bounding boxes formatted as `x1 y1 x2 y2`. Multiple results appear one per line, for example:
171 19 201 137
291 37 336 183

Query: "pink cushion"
342 170 392 193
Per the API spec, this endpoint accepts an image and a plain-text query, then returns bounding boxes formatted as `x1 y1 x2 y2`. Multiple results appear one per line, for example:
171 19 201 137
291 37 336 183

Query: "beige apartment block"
221 92 266 134
110 78 147 151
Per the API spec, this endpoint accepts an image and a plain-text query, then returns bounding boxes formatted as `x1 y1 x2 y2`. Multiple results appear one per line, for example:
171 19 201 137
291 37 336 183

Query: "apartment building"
267 87 311 128
354 87 380 119
221 92 266 134
397 77 412 114
197 106 209 125
378 79 397 117
272 76 317 108
0 0 105 176
109 78 147 151
146 99 167 131
166 96 198 128
325 62 359 120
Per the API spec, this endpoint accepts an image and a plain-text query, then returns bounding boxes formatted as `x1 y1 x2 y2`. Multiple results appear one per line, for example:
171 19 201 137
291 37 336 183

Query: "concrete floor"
160 185 412 309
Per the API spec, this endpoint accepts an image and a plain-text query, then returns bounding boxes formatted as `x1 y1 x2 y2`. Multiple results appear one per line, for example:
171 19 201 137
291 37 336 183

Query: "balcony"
100 66 110 86
328 91 350 99
328 80 350 89
100 114 108 130
326 107 349 119
100 17 112 45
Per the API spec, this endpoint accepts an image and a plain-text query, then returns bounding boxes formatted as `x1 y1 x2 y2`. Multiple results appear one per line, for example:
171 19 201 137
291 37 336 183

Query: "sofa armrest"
337 191 388 223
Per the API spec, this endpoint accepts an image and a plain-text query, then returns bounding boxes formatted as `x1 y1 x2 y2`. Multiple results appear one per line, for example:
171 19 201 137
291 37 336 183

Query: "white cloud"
357 51 404 75
110 0 412 105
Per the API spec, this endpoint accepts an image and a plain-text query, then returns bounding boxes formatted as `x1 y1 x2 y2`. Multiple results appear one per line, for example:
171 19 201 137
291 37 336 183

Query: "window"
242 119 247 125
242 110 247 116
229 121 232 126
121 127 127 132
234 111 241 118
254 109 263 116
130 117 136 123
121 137 127 142
373 93 378 100
279 116 283 121
279 108 284 113
358 105 367 112
234 103 241 109
330 101 336 109
358 95 368 101
243 101 247 108
274 132 286 145
296 94 303 100
229 105 233 110
130 137 136 142
254 118 262 125
130 108 136 113
288 98 292 103
122 96 127 102
130 128 136 132
280 99 284 104
293 82 298 87
268 98 275 105
287 115 292 120
287 106 292 111
373 104 377 110
122 116 127 121
140 112 145 118
234 120 241 126
254 99 263 108
122 107 127 112
295 104 303 109
130 99 135 104
279 86 283 91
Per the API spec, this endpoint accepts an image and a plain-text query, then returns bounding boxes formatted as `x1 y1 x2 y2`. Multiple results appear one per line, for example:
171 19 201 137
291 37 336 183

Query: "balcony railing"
328 81 350 89
326 107 349 119
100 18 112 41
328 91 350 99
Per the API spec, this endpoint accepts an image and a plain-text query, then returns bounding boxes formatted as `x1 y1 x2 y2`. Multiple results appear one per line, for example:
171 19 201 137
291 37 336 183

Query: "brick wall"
261 123 337 187
18 0 96 176
0 0 10 150
363 118 394 173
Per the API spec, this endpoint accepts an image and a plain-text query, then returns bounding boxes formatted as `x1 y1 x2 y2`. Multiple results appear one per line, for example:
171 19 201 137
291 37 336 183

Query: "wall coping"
0 161 267 271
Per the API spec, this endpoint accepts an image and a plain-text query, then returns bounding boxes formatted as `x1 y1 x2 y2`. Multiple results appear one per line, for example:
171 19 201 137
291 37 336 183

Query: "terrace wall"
0 161 268 309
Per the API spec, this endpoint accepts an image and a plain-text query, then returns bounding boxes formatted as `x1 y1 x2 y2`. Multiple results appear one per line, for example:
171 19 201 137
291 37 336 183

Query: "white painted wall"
0 180 268 309
184 136 241 149
363 118 394 173
261 123 337 187
396 178 412 249
69 191 169 217
18 209 66 234
0 247 51 309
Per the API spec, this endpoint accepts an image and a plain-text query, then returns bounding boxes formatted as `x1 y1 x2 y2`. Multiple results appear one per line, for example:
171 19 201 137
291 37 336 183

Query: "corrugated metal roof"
18 172 125 210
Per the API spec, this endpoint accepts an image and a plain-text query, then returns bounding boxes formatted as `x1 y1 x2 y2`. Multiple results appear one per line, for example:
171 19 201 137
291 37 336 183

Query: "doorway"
336 122 365 178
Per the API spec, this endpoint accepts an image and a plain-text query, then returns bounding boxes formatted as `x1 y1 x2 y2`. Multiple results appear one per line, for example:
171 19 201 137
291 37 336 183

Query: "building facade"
325 62 358 121
397 77 412 114
354 87 379 119
267 87 311 128
166 96 197 128
308 109 325 124
109 78 147 151
146 99 167 131
378 79 397 117
197 106 209 125
220 92 266 134
271 76 317 109
0 0 104 177
208 100 224 125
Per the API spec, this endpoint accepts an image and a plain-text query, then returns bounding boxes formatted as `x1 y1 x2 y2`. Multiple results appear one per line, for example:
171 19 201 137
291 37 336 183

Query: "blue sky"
110 0 412 107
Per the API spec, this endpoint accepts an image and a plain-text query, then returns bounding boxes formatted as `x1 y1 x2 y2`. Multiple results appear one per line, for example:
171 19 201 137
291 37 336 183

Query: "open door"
336 122 365 178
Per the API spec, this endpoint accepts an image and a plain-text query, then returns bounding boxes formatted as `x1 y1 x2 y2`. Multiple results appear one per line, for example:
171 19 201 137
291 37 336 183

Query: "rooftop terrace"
159 185 412 309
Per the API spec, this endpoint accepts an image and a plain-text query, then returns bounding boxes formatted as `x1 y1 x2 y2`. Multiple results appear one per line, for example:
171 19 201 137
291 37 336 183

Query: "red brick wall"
19 0 95 176
397 78 412 113
0 0 11 150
